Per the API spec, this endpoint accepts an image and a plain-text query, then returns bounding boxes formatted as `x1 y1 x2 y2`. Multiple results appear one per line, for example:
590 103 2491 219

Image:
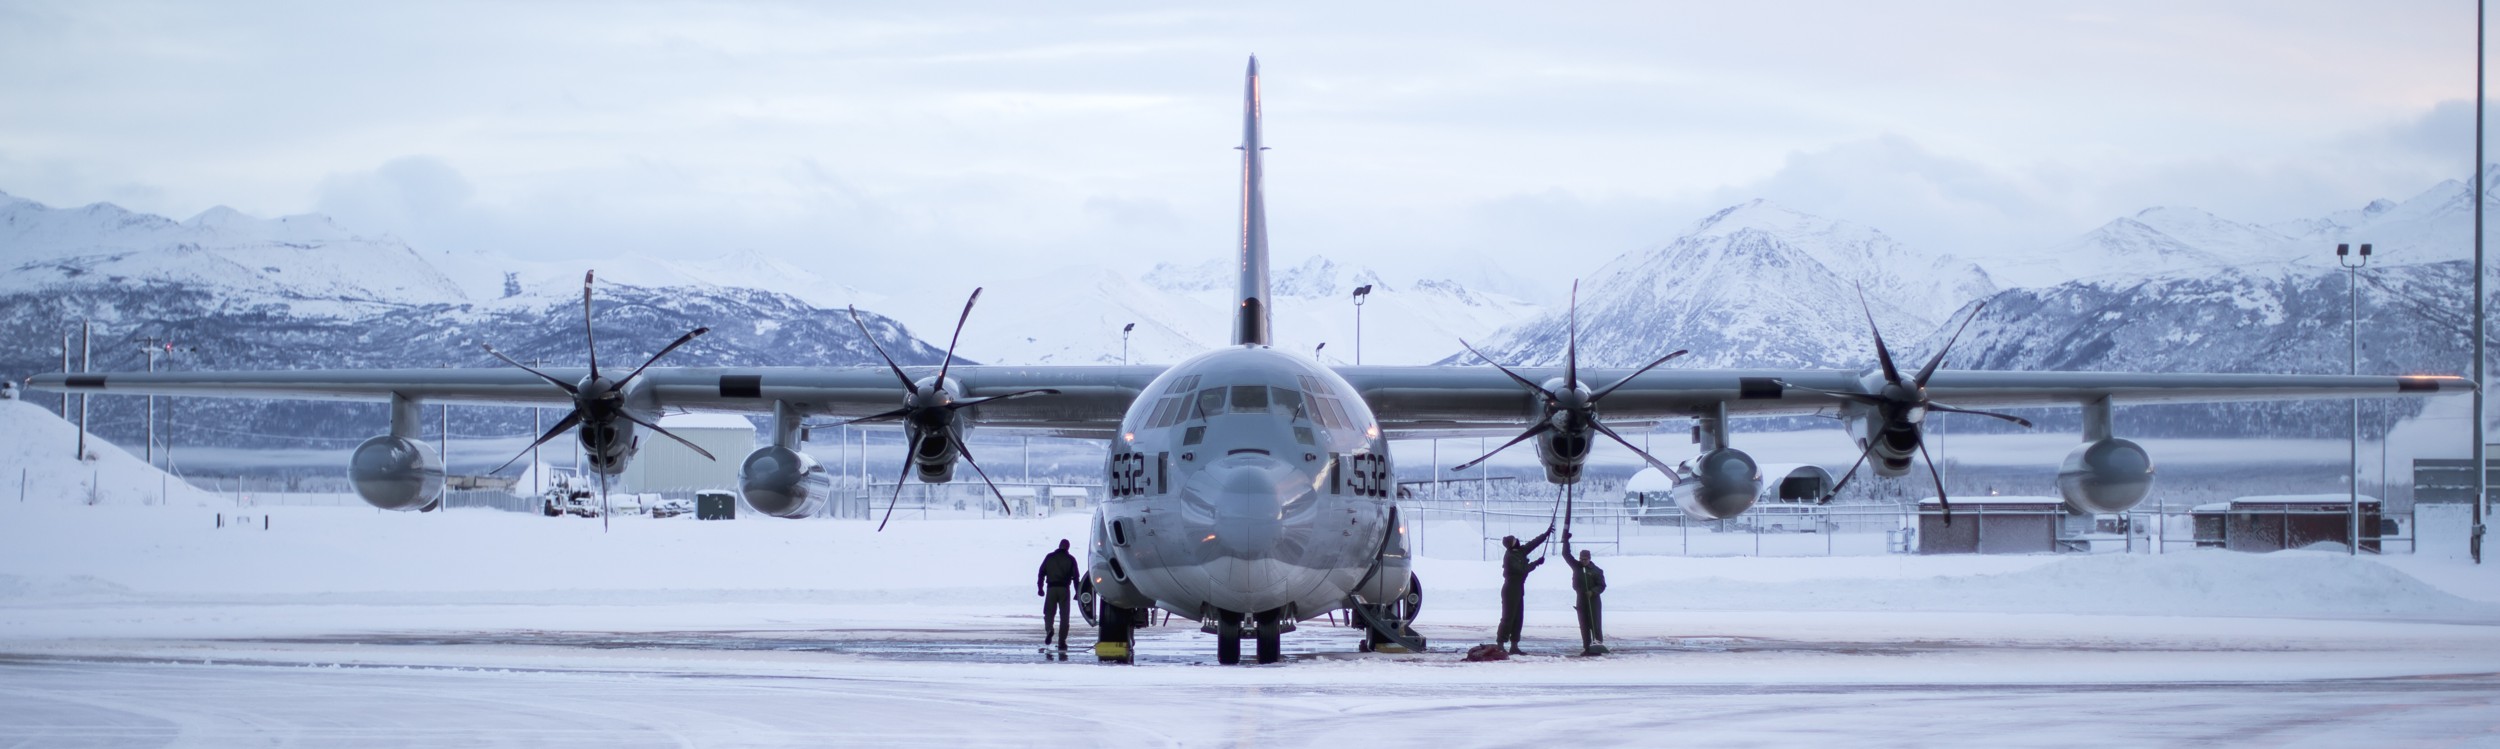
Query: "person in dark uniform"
1561 530 1606 655
1037 539 1080 651
1495 527 1552 654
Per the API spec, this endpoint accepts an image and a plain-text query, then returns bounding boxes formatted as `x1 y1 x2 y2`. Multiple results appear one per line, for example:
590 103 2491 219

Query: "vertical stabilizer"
1234 56 1272 346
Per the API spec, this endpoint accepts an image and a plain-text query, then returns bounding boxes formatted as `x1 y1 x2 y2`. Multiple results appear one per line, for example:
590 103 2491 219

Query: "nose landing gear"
1215 610 1243 665
1210 608 1287 665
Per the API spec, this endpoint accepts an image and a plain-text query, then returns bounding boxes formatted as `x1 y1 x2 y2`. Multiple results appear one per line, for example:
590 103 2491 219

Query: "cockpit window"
1194 388 1226 418
1229 385 1268 412
1270 387 1305 418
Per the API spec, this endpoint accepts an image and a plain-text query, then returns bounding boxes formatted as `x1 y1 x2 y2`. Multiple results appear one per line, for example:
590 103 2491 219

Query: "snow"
0 401 218 507
2 419 2498 744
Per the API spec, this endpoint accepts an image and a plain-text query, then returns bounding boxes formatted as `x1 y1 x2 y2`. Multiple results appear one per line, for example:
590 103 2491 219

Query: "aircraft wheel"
1254 610 1282 664
1215 610 1243 665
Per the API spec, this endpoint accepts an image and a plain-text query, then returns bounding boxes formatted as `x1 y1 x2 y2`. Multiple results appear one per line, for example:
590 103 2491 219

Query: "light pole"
1121 323 1135 366
1351 284 1373 365
129 338 180 467
2338 242 2372 555
57 332 70 419
2475 0 2489 565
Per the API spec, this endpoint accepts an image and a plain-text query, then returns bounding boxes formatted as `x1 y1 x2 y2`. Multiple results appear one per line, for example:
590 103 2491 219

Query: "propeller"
842 288 1060 531
1787 288 2033 524
477 270 718 529
1450 281 1691 480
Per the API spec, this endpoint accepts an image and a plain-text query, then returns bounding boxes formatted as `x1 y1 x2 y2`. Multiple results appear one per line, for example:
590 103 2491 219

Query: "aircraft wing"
27 364 2470 440
1338 366 2472 438
25 365 1171 439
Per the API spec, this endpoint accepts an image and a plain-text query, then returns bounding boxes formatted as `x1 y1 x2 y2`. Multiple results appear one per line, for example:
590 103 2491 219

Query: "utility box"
1917 496 2063 554
696 490 738 521
2190 495 2380 553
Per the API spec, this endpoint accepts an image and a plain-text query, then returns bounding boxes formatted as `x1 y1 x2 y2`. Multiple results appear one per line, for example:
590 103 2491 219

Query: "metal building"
620 413 757 496
2190 495 2384 553
1916 496 2064 554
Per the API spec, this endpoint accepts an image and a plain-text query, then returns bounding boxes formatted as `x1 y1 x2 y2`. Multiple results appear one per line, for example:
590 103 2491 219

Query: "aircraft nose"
1182 453 1305 557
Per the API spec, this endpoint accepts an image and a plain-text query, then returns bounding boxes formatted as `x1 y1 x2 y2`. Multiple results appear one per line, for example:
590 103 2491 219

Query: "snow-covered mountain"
0 192 951 448
1460 200 1997 369
1456 171 2492 437
889 255 1541 366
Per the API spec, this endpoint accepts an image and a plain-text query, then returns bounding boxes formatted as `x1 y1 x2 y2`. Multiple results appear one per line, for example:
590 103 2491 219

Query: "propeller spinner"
843 288 1059 531
479 270 720 530
1784 288 2034 524
1451 281 1690 482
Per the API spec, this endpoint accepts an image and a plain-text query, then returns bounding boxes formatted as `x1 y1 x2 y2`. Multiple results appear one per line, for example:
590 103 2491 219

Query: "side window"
1183 426 1206 446
1173 374 1200 392
1230 385 1268 412
1194 388 1226 418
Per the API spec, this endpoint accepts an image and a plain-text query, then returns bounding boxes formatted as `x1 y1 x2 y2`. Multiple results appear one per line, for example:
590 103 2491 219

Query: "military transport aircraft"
28 57 2472 665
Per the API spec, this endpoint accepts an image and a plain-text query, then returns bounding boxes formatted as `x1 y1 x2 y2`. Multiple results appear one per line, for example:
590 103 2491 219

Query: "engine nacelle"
911 425 962 484
739 446 831 519
2058 438 2154 514
348 435 444 511
1674 447 1762 520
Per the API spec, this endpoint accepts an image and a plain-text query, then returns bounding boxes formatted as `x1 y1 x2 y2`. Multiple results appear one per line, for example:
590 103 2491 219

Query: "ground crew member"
1037 539 1080 651
1561 530 1607 655
1495 527 1552 654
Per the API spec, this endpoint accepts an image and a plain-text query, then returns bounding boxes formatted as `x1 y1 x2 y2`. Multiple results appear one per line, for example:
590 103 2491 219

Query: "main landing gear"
1095 603 1142 664
1352 572 1428 654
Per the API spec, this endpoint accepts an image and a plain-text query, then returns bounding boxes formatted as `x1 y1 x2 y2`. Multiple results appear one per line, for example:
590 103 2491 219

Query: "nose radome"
1187 454 1300 556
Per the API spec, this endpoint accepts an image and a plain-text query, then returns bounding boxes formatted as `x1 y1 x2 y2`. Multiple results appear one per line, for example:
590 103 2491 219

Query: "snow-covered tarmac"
1 497 2497 747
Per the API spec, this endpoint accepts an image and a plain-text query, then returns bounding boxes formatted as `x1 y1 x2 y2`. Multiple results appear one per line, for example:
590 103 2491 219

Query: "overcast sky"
0 1 2486 299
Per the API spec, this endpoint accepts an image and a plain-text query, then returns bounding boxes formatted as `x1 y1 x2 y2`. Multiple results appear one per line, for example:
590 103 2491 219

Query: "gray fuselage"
1093 346 1398 624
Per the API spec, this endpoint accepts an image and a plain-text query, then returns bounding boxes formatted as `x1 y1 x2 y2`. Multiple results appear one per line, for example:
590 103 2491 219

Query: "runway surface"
3 607 2497 748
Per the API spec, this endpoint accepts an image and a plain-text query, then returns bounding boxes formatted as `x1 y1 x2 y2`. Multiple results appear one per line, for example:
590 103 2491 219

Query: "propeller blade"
583 270 600 380
1856 285 1900 385
1589 349 1691 404
847 305 920 395
489 410 583 475
1821 439 1877 504
935 288 982 389
943 388 1062 410
1565 280 1580 390
1458 339 1555 398
597 466 610 533
949 424 1016 517
617 411 717 461
1928 403 2035 429
1775 380 1888 406
876 431 923 532
840 406 915 426
482 344 579 395
1451 421 1555 472
1919 438 1952 526
1591 421 1679 476
619 327 710 387
1914 301 1986 388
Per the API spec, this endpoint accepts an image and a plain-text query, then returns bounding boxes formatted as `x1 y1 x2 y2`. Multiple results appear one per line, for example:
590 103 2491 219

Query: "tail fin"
1234 55 1272 346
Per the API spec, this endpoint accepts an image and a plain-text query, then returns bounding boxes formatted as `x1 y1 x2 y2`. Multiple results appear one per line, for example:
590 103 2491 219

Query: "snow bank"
0 400 221 507
0 488 2488 623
